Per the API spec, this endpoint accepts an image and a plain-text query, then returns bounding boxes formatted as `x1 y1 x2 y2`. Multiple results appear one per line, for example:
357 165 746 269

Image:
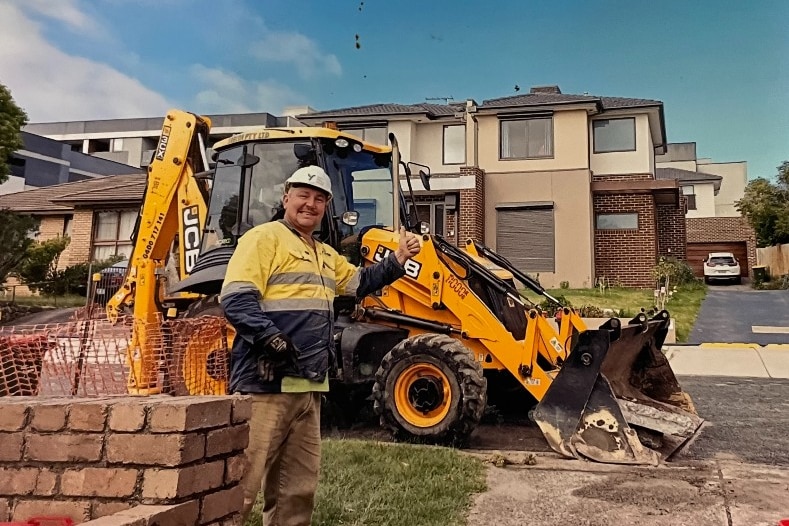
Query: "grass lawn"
246 439 486 526
522 284 707 342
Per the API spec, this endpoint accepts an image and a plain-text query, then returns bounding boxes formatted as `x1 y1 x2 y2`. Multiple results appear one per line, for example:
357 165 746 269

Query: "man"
220 165 421 526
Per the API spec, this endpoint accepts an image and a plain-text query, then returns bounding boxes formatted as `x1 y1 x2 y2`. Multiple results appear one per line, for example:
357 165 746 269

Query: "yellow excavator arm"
106 109 212 393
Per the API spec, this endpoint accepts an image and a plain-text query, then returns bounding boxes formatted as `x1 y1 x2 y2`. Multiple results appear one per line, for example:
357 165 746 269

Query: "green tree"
0 210 39 284
17 236 70 293
0 83 28 184
736 162 789 247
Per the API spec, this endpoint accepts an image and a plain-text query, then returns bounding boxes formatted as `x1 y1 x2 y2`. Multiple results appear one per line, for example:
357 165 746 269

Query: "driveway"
688 288 789 345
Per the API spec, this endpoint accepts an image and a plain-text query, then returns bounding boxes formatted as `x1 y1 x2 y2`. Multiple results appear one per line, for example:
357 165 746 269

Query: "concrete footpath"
665 344 789 379
467 453 789 526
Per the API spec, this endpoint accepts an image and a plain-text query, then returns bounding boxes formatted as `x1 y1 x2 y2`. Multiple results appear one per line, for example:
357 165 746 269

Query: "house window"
341 126 388 145
63 214 73 237
593 118 636 153
443 125 465 165
500 118 553 159
596 212 638 230
407 202 445 236
681 185 697 210
92 210 137 260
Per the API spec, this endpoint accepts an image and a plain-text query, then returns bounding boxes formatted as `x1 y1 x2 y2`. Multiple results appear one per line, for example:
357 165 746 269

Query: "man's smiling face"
282 184 328 236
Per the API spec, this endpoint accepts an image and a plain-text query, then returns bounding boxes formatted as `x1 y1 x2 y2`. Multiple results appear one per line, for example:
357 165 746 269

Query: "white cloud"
0 3 171 121
0 2 318 122
22 0 96 31
190 65 304 115
251 31 342 79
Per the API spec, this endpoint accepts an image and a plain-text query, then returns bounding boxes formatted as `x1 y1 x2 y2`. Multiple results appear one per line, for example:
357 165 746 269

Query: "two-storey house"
656 142 754 278
299 85 684 288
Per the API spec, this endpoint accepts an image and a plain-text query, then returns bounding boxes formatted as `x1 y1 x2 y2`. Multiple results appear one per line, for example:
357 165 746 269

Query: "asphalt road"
476 374 789 466
680 375 789 466
688 288 789 345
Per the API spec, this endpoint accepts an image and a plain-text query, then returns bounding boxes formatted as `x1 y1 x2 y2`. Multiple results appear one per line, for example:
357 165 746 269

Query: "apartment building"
24 111 305 168
0 131 141 195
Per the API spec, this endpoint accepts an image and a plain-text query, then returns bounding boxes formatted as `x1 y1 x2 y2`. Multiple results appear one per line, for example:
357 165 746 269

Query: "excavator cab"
178 129 400 295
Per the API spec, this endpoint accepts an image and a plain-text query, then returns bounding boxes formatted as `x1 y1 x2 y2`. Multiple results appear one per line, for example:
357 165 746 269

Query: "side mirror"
418 221 431 235
418 170 431 191
236 153 260 168
341 211 359 227
407 162 431 191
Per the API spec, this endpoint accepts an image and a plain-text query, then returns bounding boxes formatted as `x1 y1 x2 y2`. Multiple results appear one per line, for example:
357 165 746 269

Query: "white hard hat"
286 166 332 199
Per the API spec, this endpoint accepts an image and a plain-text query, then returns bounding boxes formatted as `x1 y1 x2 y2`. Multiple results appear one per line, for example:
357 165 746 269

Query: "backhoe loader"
107 109 704 465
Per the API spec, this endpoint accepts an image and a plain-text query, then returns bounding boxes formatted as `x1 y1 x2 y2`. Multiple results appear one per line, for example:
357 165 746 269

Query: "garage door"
686 242 748 277
496 206 555 272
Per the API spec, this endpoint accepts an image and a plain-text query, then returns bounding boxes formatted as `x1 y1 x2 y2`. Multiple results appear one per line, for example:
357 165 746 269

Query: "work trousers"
240 392 322 526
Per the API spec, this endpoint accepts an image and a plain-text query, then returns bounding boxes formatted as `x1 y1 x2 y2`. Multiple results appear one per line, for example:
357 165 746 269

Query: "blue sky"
0 0 786 178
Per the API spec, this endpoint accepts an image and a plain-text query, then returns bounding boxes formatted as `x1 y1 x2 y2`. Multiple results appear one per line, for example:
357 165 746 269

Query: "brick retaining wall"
0 396 250 525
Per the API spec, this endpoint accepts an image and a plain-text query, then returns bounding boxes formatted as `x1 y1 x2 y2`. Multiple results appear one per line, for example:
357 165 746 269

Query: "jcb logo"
182 206 201 273
155 125 171 161
374 245 421 279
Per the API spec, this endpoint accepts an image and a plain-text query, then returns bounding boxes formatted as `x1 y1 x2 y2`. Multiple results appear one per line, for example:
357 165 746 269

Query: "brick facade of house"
38 211 94 268
459 167 485 245
657 196 688 261
686 216 757 276
593 193 657 287
69 209 95 265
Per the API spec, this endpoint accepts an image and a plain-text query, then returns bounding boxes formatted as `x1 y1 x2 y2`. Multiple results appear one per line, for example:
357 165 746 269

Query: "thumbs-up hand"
394 226 421 265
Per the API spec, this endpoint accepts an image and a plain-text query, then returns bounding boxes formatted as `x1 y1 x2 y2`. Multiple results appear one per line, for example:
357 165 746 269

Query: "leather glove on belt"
255 332 300 375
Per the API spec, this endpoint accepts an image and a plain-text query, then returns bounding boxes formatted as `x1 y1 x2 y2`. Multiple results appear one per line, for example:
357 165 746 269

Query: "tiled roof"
300 92 663 119
480 92 598 108
480 92 662 110
298 102 465 119
656 167 722 191
599 96 663 109
0 173 146 213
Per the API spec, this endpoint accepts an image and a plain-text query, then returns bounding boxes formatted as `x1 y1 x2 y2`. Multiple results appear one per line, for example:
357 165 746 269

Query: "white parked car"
703 252 741 284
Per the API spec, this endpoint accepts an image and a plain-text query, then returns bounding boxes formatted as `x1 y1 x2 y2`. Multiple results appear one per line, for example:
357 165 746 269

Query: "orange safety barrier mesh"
0 311 231 397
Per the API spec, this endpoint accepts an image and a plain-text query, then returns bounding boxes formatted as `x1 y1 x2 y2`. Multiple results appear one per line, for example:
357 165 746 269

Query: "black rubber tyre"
372 333 487 445
166 295 230 395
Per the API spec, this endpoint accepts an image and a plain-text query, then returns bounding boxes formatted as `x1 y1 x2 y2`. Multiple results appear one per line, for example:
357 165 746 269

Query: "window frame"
91 209 137 260
595 212 639 230
442 125 466 165
407 201 446 236
592 117 637 154
499 117 554 160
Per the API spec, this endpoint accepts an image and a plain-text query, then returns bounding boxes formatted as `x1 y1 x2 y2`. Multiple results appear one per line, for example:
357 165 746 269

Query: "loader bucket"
533 314 704 465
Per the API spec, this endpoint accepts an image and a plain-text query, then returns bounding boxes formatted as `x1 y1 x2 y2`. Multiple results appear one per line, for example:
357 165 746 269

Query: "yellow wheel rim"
394 363 452 428
182 322 234 395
